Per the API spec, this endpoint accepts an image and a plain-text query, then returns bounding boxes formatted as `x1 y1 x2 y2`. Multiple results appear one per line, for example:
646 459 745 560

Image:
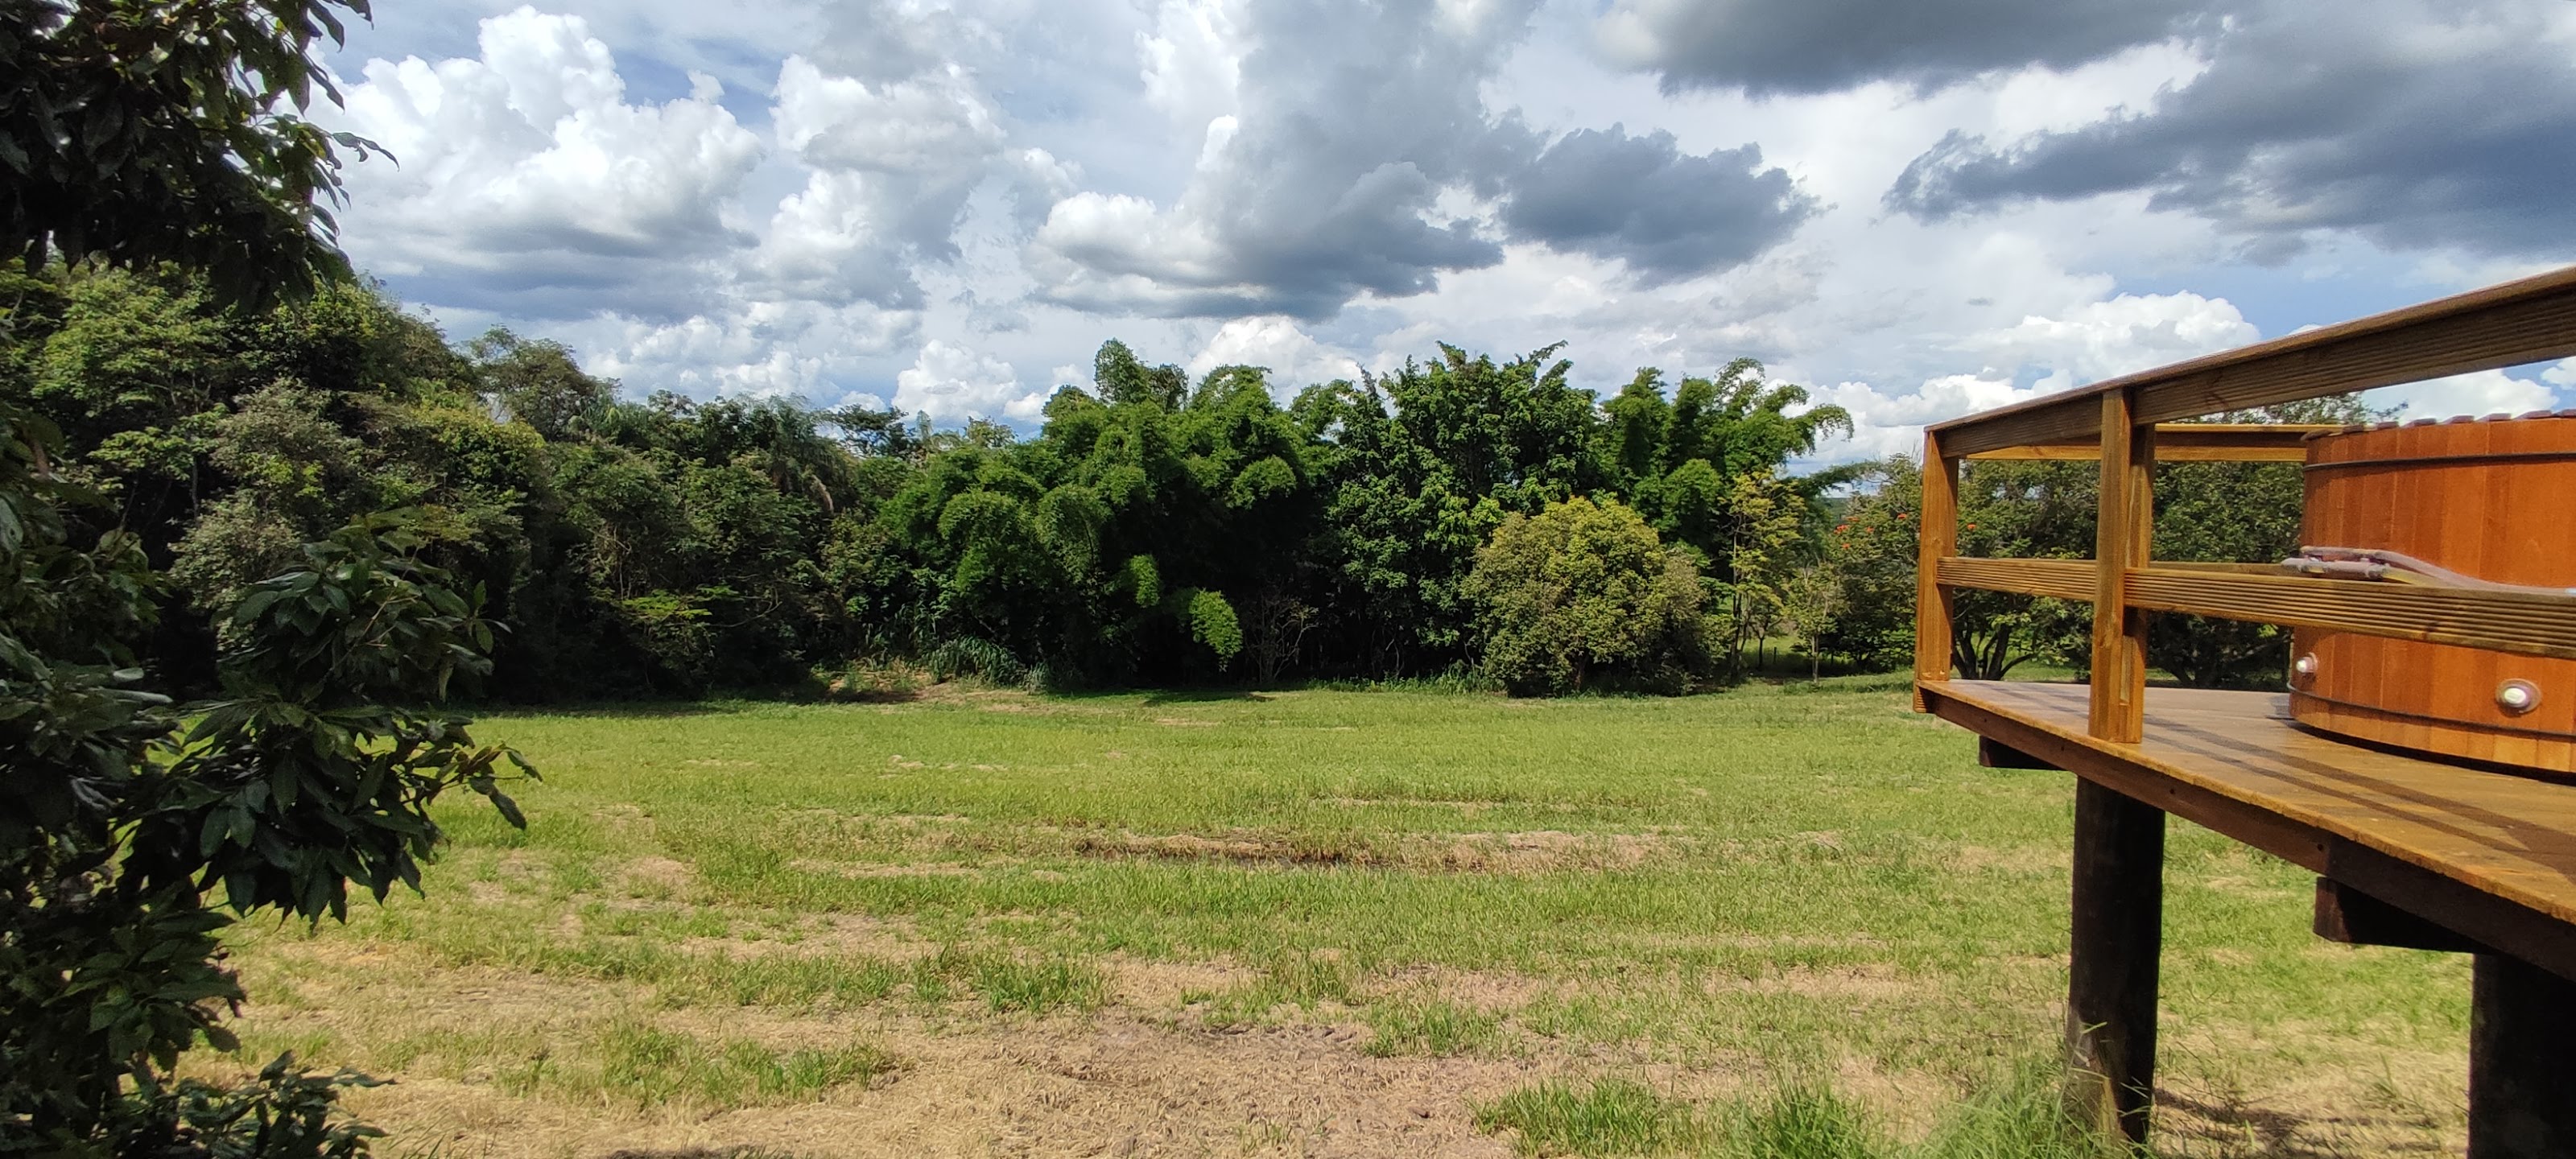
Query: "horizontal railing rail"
1934 558 2576 662
1914 264 2576 744
1962 423 2338 463
1935 556 2092 600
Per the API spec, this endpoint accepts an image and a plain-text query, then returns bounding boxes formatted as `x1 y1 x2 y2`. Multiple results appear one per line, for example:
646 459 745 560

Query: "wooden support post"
2066 777 2165 1145
1914 433 1959 710
2089 391 2154 743
2469 953 2576 1159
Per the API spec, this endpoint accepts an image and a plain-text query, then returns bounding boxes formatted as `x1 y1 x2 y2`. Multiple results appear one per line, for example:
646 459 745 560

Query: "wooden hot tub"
2289 415 2576 773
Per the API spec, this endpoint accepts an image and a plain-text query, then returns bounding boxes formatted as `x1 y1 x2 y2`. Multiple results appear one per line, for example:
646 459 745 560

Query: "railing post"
2089 390 2153 743
2069 387 2165 1145
1914 432 1959 709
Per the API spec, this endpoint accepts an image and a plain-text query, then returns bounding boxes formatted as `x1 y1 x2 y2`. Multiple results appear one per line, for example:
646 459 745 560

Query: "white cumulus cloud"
332 6 764 319
1186 316 1362 398
2364 369 2559 422
894 340 1055 421
1962 291 2258 393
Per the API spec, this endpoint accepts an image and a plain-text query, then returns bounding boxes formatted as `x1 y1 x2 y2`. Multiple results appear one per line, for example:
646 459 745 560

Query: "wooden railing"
1913 264 2576 744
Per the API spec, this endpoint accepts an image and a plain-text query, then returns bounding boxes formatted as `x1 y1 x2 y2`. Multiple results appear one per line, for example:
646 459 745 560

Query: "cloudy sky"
316 0 2576 463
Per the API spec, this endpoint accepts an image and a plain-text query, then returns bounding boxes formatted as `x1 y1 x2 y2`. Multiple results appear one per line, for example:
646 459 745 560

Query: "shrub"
1464 496 1714 695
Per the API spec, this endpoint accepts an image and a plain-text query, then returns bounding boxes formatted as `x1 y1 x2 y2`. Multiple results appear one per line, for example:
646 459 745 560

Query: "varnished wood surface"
1913 436 1959 706
1963 423 2336 462
1927 556 2576 664
2090 398 2152 742
1938 556 2095 600
2126 570 2576 662
2296 416 2576 771
1919 679 2576 977
1926 264 2576 457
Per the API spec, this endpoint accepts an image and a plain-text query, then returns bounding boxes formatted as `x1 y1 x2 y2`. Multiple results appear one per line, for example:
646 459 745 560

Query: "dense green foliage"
1 13 539 1149
2 0 377 306
0 395 526 1147
2 266 1876 697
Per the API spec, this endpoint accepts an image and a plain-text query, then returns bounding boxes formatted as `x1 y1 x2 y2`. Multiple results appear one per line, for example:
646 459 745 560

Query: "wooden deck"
1919 679 2576 979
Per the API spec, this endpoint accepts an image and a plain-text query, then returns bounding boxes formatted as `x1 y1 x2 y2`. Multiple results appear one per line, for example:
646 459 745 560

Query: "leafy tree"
1817 459 1920 671
1951 460 2095 679
7 263 1880 699
0 10 559 1143
860 349 1318 685
1464 496 1712 695
1777 564 1841 683
1305 344 1606 674
1608 359 1852 563
1816 457 2093 681
1709 468 1805 675
2 0 380 307
1 395 527 1149
469 328 609 441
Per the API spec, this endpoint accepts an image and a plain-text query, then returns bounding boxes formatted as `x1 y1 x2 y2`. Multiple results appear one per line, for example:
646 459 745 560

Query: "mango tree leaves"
2 0 382 307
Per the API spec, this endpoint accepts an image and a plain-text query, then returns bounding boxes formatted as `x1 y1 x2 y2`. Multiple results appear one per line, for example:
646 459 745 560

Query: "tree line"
5 264 1888 700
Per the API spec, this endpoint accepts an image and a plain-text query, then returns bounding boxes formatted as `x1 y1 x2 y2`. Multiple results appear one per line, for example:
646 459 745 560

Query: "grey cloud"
1207 161 1501 302
1034 0 1813 320
1885 1 2576 261
397 255 733 324
1598 0 2217 97
809 0 973 83
1030 0 1542 319
1498 126 1814 283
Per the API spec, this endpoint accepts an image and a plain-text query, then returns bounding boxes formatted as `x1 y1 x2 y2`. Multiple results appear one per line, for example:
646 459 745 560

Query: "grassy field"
201 678 2468 1157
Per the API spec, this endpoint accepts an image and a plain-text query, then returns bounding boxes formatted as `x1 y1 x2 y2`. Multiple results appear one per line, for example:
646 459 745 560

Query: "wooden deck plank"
1918 680 2576 979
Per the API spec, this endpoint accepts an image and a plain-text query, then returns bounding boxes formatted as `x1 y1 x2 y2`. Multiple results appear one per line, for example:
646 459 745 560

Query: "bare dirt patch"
2155 1023 2466 1156
1063 828 1371 867
896 684 1126 718
1106 954 1259 1008
1946 844 2066 875
1431 830 1670 873
680 912 935 963
615 856 696 894
1373 967 1562 1013
229 959 1539 1158
784 857 991 880
1040 826 1674 874
1711 963 1916 1002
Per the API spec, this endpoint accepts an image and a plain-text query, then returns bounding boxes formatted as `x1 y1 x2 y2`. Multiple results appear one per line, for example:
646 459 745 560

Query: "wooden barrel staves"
2289 414 2576 773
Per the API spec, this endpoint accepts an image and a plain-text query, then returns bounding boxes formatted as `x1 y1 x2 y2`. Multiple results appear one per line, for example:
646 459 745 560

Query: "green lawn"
208 678 2468 1157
